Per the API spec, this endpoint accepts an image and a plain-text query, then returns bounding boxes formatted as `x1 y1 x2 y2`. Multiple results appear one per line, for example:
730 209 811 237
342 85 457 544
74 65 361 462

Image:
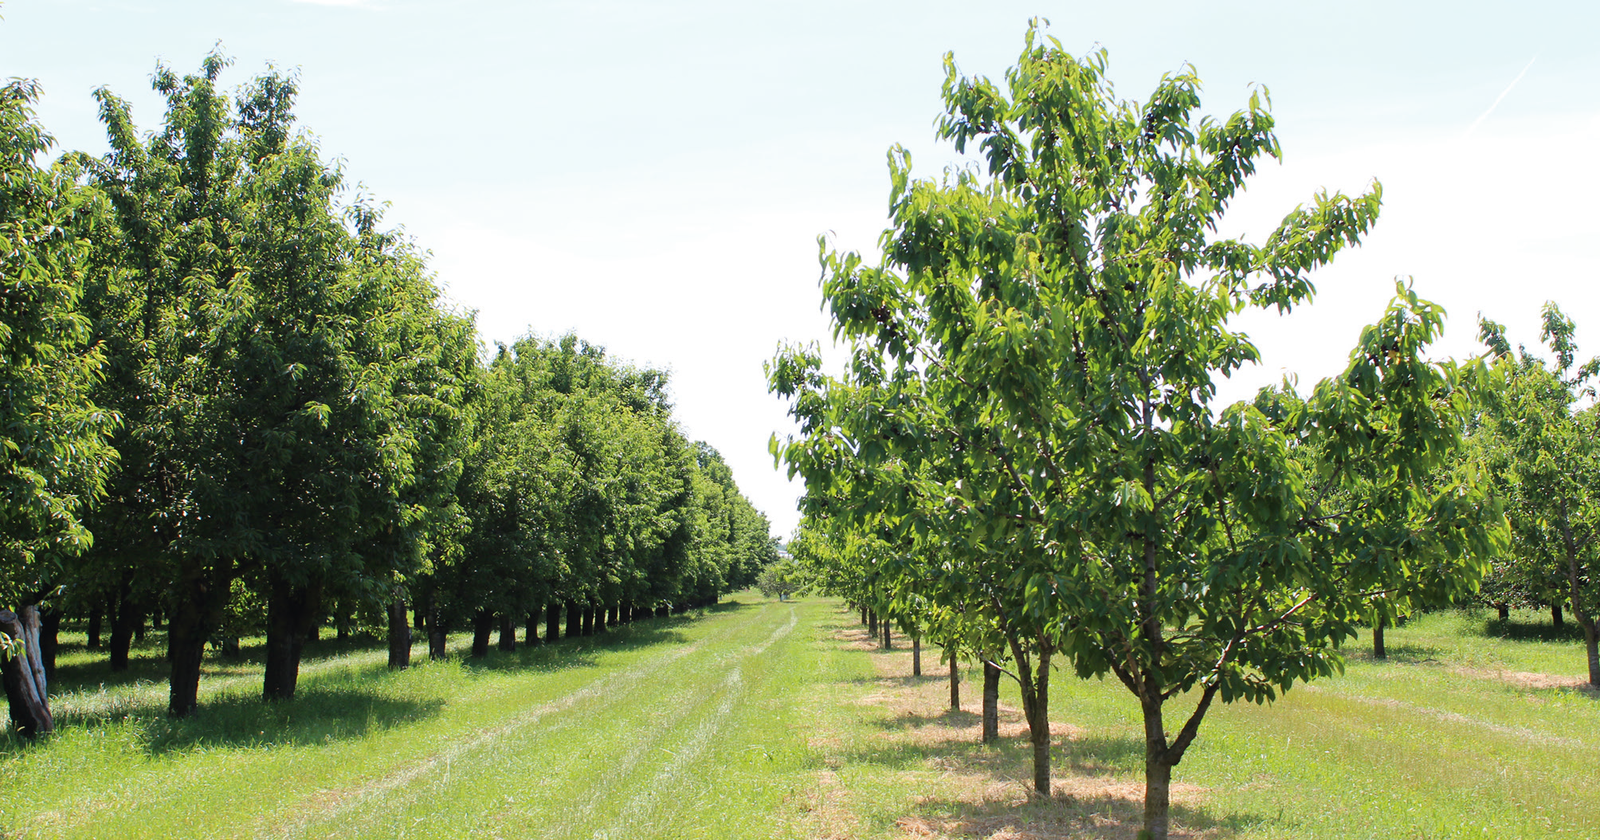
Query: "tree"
1477 305 1600 685
81 53 472 711
0 76 119 735
771 24 1503 839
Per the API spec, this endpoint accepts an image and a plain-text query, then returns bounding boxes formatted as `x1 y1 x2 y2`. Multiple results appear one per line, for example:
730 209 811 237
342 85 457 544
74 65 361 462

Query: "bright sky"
4 0 1597 538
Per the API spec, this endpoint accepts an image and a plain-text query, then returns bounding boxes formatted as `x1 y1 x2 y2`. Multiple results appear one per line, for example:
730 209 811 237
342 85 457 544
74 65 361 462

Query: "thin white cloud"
1462 56 1537 139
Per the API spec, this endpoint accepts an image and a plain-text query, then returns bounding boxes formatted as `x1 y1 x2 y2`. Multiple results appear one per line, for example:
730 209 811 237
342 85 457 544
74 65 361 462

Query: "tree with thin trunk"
1477 308 1600 686
772 22 1504 838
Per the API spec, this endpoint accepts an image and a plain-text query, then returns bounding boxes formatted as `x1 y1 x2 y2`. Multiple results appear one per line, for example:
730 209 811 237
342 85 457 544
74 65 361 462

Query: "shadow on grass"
837 717 1260 838
465 621 693 673
821 608 1268 838
137 685 444 755
1346 642 1447 665
1481 616 1591 643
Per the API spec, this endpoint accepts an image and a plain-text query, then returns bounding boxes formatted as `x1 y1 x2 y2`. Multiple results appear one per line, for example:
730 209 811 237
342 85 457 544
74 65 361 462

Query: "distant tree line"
0 53 778 734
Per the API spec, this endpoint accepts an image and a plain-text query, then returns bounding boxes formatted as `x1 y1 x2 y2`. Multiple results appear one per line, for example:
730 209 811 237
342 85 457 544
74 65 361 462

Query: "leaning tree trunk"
387 597 411 670
1003 632 1053 795
0 607 53 737
263 578 322 702
1373 613 1387 660
982 660 1001 744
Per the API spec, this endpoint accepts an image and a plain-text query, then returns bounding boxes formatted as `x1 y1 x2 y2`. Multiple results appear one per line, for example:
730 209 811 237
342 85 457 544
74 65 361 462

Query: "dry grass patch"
1453 665 1599 693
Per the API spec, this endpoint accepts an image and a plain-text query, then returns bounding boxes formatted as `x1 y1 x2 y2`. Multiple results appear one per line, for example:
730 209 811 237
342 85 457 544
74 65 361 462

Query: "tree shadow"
1347 642 1447 665
464 621 692 673
834 718 1261 838
130 685 445 754
818 610 1269 839
1481 616 1590 643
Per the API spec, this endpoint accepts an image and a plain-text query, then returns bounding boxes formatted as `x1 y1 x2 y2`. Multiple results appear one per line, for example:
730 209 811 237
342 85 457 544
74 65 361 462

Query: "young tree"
1477 306 1600 685
772 24 1502 839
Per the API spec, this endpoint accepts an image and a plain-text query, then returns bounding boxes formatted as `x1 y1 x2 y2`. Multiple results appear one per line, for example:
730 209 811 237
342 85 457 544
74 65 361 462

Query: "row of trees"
1 53 777 731
769 25 1508 840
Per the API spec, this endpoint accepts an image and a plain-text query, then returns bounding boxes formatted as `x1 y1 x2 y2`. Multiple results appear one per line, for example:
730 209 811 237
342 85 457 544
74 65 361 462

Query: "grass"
0 602 1594 838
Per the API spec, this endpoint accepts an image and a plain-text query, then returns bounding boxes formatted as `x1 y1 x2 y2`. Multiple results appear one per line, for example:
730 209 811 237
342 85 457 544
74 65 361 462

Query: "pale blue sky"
4 0 1597 536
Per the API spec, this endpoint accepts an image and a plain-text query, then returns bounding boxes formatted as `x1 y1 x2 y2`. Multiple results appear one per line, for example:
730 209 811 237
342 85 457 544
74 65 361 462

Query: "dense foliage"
0 54 777 722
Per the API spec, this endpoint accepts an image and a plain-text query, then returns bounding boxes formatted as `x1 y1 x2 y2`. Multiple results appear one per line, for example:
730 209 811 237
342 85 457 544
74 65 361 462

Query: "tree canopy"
771 24 1504 839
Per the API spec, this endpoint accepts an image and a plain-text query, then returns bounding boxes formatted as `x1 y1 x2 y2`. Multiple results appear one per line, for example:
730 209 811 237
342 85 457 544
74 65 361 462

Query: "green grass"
0 602 1594 838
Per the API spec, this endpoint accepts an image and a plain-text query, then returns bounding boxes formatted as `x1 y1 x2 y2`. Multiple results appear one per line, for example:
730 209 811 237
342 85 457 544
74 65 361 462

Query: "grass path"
0 596 838 839
2 601 1597 839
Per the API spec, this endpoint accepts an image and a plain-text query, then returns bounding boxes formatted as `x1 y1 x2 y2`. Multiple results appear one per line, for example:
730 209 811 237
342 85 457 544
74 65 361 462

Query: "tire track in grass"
580 605 797 840
275 608 763 839
283 601 781 838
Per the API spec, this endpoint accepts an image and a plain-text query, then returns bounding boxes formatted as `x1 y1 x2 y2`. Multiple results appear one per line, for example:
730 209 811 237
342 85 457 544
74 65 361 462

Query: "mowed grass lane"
0 596 857 840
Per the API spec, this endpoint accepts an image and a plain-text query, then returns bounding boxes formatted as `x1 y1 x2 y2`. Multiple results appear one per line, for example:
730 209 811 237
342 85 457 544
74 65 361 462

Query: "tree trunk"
1027 653 1051 795
1373 613 1387 660
108 585 135 672
387 598 411 670
982 660 1001 744
38 609 60 685
428 615 450 661
582 605 596 637
1582 622 1600 688
657 605 670 618
87 603 104 650
0 608 53 737
525 613 541 646
948 655 960 712
546 602 561 642
860 604 867 625
867 610 878 637
167 560 232 717
912 636 921 676
1142 719 1174 840
263 578 321 702
498 613 517 652
565 601 581 639
167 605 208 718
1497 602 1510 620
1553 601 1565 629
881 620 891 650
469 610 494 658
